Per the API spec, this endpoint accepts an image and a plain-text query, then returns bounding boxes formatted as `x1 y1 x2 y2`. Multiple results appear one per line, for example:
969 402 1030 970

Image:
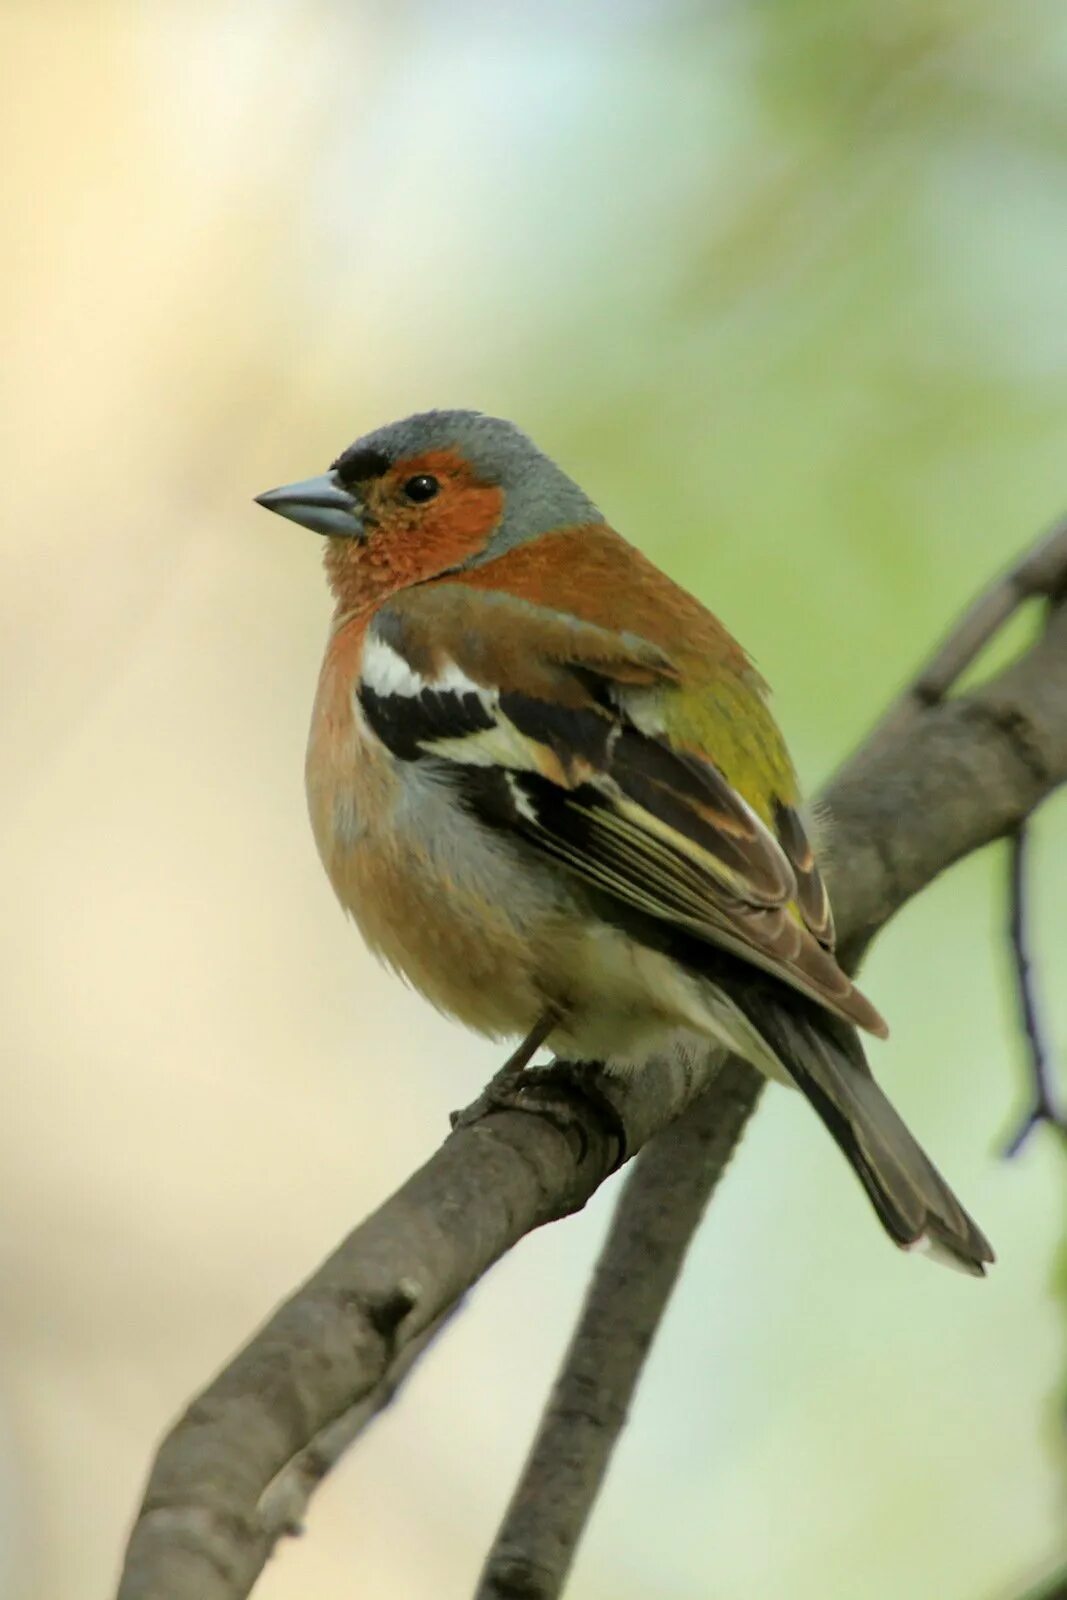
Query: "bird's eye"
403 474 439 503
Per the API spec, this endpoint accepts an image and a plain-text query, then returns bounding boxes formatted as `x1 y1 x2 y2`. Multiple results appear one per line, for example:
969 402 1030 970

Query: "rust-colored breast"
305 613 385 881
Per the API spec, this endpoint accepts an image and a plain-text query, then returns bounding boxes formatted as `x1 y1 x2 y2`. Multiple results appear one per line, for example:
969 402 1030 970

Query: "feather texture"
359 583 886 1038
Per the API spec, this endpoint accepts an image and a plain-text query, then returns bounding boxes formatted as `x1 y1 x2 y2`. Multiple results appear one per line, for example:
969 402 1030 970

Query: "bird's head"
255 409 604 608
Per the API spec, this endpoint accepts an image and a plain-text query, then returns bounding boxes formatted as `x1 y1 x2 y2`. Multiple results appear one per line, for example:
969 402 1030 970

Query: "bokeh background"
3 2 1066 1596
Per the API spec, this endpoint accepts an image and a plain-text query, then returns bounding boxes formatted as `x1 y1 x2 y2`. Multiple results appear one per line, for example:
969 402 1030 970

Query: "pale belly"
307 734 739 1060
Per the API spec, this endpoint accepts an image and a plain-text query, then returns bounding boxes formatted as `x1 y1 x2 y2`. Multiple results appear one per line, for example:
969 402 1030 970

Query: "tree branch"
256 1300 463 1543
856 517 1067 764
473 1059 763 1600
475 526 1067 1598
115 537 1067 1600
1002 823 1067 1155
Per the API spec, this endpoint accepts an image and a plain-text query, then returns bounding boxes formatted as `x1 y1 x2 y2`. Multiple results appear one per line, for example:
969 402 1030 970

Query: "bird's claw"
450 1061 628 1170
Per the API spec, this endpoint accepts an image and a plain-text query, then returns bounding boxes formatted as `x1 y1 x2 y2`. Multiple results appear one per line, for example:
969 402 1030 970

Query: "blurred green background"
2 2 1065 1596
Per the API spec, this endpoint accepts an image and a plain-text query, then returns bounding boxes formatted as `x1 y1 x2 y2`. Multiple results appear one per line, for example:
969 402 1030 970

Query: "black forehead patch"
331 445 390 485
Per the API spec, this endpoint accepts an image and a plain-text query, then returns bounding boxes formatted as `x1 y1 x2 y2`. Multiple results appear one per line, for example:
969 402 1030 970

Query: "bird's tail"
745 996 995 1275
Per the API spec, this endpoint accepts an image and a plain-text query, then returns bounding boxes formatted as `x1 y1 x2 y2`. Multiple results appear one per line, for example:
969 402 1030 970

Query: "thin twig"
1002 824 1067 1157
476 521 1067 1598
257 1302 462 1540
114 534 1067 1600
861 517 1067 762
474 1059 762 1600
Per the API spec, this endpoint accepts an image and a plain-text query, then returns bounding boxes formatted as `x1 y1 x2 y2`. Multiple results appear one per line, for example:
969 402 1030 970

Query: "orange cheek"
400 482 505 573
323 483 504 611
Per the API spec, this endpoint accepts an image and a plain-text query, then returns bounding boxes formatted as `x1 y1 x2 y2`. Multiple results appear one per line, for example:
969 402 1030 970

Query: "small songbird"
256 409 993 1274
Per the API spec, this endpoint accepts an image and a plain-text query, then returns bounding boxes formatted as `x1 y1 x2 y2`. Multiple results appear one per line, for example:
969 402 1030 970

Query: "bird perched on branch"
256 409 993 1274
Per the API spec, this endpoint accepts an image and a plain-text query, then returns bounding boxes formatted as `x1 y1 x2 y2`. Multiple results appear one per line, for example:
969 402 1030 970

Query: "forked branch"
475 521 1067 1598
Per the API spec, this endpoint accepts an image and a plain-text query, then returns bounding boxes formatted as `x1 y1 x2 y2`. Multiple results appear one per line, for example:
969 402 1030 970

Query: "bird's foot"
450 1058 536 1130
451 1059 628 1170
449 1013 556 1131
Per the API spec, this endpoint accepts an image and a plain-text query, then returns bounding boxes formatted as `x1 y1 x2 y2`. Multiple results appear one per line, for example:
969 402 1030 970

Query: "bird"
255 408 994 1274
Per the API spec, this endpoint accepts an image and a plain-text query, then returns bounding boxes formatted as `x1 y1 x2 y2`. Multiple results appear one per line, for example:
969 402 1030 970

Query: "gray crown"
344 409 605 562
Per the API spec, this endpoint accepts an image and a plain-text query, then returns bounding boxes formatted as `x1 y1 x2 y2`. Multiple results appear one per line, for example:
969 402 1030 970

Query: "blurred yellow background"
2 3 1065 1596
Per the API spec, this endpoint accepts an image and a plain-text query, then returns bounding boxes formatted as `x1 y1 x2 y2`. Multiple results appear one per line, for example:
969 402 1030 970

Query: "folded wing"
359 583 886 1038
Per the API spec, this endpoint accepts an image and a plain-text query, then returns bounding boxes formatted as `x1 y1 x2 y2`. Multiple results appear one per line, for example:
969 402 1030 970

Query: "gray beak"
254 472 364 539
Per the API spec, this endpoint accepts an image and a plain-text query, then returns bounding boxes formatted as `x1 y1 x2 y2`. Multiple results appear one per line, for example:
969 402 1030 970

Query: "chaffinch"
256 409 993 1274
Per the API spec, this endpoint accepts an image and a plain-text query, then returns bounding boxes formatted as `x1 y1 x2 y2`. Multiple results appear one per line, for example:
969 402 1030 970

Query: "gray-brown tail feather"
587 898 994 1271
747 999 994 1275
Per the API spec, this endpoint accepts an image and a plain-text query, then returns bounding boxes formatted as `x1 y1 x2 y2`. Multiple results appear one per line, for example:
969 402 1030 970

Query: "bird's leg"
450 1012 557 1129
485 1012 558 1097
